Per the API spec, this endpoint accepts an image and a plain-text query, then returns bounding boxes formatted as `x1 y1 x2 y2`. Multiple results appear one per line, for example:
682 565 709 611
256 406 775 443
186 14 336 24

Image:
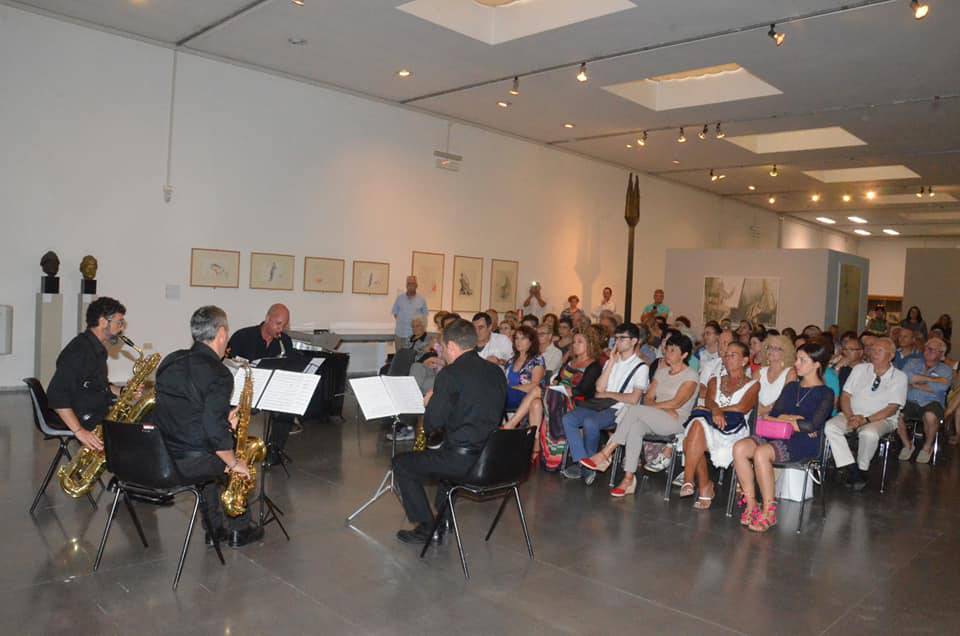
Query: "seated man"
894 328 922 370
473 312 513 365
897 336 952 463
393 319 507 544
824 337 907 491
561 323 649 484
153 306 263 547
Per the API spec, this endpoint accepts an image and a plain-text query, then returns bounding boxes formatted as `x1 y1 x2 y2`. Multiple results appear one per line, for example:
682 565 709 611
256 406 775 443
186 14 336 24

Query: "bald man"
392 276 428 351
227 304 300 465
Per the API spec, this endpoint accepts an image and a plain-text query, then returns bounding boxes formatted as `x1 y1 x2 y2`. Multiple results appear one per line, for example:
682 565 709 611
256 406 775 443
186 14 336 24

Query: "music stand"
346 413 402 524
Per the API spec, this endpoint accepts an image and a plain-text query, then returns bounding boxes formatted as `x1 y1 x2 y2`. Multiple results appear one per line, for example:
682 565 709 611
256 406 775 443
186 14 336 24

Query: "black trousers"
392 449 478 526
174 454 251 531
267 413 294 458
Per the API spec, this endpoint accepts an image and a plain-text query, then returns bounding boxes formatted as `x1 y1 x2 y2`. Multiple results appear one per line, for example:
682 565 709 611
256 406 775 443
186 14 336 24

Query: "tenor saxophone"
220 365 266 517
58 336 161 498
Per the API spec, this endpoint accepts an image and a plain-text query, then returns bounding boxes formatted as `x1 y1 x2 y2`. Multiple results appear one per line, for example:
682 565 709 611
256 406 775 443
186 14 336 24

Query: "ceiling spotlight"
865 190 877 200
509 76 520 96
710 169 717 181
769 164 778 177
916 186 925 198
911 1 929 20
288 37 308 45
576 63 588 83
496 100 511 108
854 229 872 236
748 185 756 191
292 0 305 5
811 193 821 203
816 217 836 224
672 159 681 165
768 196 776 204
563 123 575 129
883 228 901 235
396 68 412 78
699 125 708 140
768 24 785 47
848 216 868 224
842 193 852 202
637 131 647 146
474 0 520 6
626 144 633 149
677 128 687 143
715 122 726 139
928 186 935 197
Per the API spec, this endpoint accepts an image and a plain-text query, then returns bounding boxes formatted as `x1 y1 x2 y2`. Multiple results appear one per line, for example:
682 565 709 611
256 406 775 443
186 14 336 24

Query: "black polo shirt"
152 342 235 459
47 330 112 430
227 323 296 362
424 349 507 451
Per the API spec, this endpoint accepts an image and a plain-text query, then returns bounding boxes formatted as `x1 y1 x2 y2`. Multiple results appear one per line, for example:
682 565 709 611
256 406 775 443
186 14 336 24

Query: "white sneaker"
672 473 685 487
915 449 932 464
644 453 671 473
898 445 914 461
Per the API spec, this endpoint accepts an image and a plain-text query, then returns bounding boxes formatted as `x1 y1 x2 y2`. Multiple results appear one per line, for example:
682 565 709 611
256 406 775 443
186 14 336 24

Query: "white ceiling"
9 0 960 236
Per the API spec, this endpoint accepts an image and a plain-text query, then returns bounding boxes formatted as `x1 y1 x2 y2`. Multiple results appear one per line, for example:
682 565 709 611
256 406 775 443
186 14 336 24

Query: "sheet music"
382 376 425 415
349 377 397 420
256 369 321 415
302 357 326 375
229 367 274 407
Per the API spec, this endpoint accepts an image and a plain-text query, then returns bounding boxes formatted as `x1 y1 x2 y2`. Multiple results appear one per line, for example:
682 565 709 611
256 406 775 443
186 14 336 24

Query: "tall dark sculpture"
80 255 98 294
623 174 640 322
40 250 60 294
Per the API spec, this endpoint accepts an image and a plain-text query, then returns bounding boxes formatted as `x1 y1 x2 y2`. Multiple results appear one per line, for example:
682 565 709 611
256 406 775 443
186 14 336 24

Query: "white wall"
0 7 851 386
857 237 960 296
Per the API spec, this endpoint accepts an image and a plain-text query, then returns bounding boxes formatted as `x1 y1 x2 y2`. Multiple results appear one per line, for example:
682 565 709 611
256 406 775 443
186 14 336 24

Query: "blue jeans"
563 407 617 462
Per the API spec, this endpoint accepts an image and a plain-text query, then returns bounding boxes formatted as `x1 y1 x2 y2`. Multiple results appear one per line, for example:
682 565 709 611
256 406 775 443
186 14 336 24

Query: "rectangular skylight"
724 126 866 154
803 165 920 183
815 217 836 224
854 229 872 236
848 216 868 224
602 63 781 111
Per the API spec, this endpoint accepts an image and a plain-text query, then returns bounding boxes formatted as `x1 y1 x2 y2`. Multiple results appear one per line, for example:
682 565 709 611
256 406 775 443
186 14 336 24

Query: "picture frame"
190 248 240 288
352 260 390 295
303 257 345 293
489 258 519 313
250 252 295 291
452 255 483 314
411 250 445 310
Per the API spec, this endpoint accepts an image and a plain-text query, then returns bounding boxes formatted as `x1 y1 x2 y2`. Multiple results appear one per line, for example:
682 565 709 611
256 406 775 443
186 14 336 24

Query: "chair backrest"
462 427 537 487
22 378 69 436
102 420 183 489
388 347 418 376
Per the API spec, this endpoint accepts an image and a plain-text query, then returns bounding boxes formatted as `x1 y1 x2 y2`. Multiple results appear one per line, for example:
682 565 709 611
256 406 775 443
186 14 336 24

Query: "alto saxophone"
58 335 161 498
220 365 266 517
413 419 427 452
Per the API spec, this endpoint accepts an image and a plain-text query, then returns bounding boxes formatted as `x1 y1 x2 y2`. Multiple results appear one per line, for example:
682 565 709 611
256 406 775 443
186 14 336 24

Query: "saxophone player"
47 297 127 451
152 306 263 548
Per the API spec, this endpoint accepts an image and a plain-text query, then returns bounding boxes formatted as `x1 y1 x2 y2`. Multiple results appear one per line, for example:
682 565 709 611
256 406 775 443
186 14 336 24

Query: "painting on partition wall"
303 257 345 293
452 255 483 314
190 248 240 288
353 260 390 295
250 252 295 290
489 258 519 314
411 250 445 310
703 276 780 327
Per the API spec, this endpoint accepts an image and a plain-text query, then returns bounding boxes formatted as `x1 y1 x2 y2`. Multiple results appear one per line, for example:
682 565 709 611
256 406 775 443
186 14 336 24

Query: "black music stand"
346 413 403 524
249 410 290 540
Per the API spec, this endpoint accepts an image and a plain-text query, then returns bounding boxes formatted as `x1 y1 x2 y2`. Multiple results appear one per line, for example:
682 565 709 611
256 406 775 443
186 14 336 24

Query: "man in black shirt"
152 306 263 548
47 297 127 451
226 303 299 465
393 319 507 544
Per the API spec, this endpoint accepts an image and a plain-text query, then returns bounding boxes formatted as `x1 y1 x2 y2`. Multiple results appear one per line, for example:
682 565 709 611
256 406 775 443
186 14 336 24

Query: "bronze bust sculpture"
41 251 60 277
80 255 98 280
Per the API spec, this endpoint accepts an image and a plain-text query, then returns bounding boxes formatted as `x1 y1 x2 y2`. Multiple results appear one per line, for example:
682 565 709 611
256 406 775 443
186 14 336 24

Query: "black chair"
93 420 225 590
769 428 829 534
420 427 537 580
23 378 99 514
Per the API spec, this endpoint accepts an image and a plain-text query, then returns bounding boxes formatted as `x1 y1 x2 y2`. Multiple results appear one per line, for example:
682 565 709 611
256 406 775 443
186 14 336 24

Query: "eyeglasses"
925 346 946 354
107 317 127 328
871 375 881 391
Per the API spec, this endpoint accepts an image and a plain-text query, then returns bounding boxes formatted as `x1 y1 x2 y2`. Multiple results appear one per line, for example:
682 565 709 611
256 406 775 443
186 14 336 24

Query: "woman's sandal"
679 482 695 498
580 450 614 472
738 496 758 526
748 501 778 532
610 475 636 498
693 482 715 510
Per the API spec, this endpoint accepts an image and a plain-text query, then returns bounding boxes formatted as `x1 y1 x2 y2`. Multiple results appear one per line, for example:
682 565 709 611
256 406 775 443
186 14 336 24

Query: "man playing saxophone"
47 297 128 451
152 306 263 548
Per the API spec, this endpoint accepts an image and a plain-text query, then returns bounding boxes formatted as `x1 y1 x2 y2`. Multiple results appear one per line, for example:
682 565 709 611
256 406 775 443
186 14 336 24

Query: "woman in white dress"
757 335 797 418
679 341 760 509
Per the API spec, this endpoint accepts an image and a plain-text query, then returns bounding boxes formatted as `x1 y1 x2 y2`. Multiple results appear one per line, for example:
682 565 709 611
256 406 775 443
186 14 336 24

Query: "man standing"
522 282 548 320
472 312 513 365
392 276 428 352
393 319 507 544
592 286 617 320
153 306 263 547
47 297 127 451
824 337 907 491
641 289 670 322
896 336 952 463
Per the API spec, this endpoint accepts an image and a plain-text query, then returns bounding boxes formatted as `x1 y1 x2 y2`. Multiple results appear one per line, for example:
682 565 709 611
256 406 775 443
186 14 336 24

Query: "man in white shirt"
699 328 734 402
473 312 513 365
592 286 617 320
824 337 907 491
562 323 649 484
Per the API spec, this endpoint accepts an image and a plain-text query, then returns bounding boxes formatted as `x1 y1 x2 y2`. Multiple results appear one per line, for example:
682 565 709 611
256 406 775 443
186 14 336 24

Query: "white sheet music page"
256 370 321 415
302 357 326 375
382 376 426 415
349 376 396 420
229 368 273 406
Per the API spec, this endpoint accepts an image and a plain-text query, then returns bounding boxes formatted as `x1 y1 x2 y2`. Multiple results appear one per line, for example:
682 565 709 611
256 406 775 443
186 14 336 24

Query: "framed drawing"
304 257 345 293
489 258 519 313
411 250 445 310
353 260 390 295
250 252 295 290
452 255 483 314
190 248 240 288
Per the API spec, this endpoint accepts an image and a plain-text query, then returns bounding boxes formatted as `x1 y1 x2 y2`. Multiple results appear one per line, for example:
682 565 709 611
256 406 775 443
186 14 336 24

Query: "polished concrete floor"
3 389 959 635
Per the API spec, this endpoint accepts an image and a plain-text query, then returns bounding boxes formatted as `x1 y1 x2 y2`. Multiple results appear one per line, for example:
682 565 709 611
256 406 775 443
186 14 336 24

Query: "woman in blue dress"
502 324 546 420
732 340 835 533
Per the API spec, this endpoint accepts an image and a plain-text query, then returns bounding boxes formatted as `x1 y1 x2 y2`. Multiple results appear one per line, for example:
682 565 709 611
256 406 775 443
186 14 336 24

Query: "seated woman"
498 318 517 341
748 328 767 377
757 334 797 418
542 313 559 339
502 325 545 430
731 341 834 533
581 334 699 497
679 342 760 509
555 317 575 356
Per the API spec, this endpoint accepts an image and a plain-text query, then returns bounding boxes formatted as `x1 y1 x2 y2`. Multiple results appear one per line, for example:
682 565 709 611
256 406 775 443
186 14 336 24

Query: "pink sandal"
748 501 778 533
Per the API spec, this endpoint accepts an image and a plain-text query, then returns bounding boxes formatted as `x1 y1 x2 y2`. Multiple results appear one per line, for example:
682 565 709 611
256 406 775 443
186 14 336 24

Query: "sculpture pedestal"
78 293 97 333
35 293 63 386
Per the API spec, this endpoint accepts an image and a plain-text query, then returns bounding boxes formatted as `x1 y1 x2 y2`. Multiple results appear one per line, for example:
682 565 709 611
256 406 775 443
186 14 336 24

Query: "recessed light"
928 186 935 198
816 217 836 224
576 63 588 83
747 185 756 191
769 164 778 177
883 228 900 235
854 229 872 236
848 216 868 224
291 0 305 6
626 144 633 149
768 196 776 204
563 123 575 129
911 1 929 20
811 193 821 202
672 159 681 165
288 37 308 45
916 187 925 198
865 190 877 200
496 100 511 108
842 194 852 202
396 68 412 78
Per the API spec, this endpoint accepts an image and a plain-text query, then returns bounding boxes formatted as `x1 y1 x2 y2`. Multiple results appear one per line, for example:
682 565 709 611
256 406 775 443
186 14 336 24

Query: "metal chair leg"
420 497 450 559
513 487 534 559
485 494 510 542
609 445 622 488
879 437 890 494
820 465 828 520
30 443 66 515
663 443 679 502
94 487 123 571
173 490 200 591
725 470 738 518
797 467 811 534
123 493 149 548
447 490 469 580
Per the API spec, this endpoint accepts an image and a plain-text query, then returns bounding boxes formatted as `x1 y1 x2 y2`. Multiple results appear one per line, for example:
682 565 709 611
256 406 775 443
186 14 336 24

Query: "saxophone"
413 419 427 452
220 365 266 517
58 335 161 498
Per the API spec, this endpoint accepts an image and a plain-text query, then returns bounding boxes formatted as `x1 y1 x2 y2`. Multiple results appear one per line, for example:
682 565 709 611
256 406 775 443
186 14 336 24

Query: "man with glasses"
824 337 907 491
831 332 864 390
47 297 128 451
895 336 952 463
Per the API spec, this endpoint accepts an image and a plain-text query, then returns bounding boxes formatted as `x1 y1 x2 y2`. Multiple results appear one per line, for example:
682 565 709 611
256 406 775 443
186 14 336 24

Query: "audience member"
931 314 952 341
498 319 517 341
695 321 722 369
560 295 587 325
521 315 539 330
699 329 735 402
736 320 752 346
432 311 448 332
556 317 574 354
522 282 548 320
408 317 430 354
391 275 428 351
748 328 767 376
473 312 512 364
894 328 922 369
866 306 890 335
502 325 546 430
801 324 823 339
537 325 563 376
485 308 499 331
592 286 617 320
640 289 670 322
637 324 658 365
542 313 559 337
757 335 797 418
900 305 928 340
782 327 798 342
896 336 952 463
830 331 863 389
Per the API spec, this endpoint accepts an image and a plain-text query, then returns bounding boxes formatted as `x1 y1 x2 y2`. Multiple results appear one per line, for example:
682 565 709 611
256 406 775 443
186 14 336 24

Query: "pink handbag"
755 418 794 440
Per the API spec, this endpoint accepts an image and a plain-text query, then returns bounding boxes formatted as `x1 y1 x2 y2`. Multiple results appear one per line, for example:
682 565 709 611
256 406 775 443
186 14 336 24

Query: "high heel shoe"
738 496 757 526
580 450 613 473
610 476 636 498
748 501 778 533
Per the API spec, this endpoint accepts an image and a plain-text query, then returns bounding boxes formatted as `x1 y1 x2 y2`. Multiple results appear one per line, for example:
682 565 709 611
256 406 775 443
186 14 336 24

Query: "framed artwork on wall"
353 260 390 295
703 276 780 328
250 252 295 290
190 248 240 288
489 258 519 313
411 250 445 310
452 255 483 314
304 257 345 293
